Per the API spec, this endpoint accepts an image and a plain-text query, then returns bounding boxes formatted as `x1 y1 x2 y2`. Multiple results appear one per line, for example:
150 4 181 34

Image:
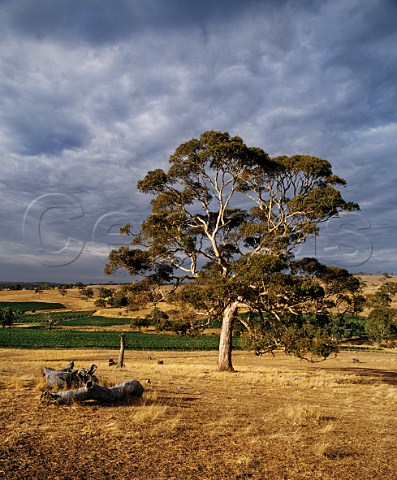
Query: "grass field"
0 288 99 312
0 348 396 479
0 280 396 478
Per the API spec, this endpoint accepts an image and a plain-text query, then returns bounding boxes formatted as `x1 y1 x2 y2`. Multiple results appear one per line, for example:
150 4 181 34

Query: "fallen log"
42 362 97 389
41 379 144 405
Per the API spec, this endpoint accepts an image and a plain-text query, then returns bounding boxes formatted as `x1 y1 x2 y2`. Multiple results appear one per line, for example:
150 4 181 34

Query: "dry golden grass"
0 288 94 311
0 286 179 318
1 280 396 478
1 348 397 479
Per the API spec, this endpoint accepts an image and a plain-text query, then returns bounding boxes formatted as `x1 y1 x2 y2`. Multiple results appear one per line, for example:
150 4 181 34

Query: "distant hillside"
358 275 397 311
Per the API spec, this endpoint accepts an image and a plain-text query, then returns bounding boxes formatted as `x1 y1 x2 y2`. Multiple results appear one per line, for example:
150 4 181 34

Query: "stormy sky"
0 0 396 283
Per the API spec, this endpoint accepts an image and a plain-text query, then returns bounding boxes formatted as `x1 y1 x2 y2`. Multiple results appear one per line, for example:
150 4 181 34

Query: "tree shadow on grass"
142 394 201 408
330 367 397 385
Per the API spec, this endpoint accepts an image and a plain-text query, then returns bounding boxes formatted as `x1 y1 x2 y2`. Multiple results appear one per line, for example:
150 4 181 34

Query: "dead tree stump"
42 362 97 389
117 333 125 368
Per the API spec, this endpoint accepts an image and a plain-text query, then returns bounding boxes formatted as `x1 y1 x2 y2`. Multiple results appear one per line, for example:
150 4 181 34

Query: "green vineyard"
56 316 132 327
0 329 235 350
0 301 66 312
16 310 96 323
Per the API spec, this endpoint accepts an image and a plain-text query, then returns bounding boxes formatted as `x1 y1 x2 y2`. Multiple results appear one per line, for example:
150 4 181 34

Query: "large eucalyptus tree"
106 131 361 371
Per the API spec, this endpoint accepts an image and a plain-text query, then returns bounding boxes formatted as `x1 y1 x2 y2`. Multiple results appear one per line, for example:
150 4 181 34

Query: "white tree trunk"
218 301 239 372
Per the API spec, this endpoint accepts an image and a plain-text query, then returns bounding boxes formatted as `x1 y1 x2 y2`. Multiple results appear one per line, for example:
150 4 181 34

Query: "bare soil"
1 348 397 480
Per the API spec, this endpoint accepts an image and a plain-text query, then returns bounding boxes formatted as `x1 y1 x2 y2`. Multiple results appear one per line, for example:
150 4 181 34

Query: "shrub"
94 298 107 308
365 306 397 345
130 317 151 331
0 307 14 328
146 308 172 333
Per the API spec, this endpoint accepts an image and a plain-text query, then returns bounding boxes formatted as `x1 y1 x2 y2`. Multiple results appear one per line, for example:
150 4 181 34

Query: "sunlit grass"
1 349 397 479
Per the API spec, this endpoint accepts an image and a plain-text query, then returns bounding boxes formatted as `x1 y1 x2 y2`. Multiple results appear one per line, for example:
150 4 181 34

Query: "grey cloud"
1 0 137 45
8 115 90 156
0 0 275 46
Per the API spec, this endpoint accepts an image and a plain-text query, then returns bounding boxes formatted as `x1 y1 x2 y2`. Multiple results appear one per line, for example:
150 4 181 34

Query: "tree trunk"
41 379 144 405
218 301 239 372
117 333 126 368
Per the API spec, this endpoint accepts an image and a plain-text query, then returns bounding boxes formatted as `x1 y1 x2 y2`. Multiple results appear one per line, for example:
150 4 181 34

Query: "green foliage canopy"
365 282 397 344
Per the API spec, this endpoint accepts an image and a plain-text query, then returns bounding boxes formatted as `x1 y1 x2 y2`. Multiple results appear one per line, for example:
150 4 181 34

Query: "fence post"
117 333 125 368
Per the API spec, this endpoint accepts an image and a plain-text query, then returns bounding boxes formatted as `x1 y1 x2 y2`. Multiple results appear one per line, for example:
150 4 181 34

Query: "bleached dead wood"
42 362 98 389
40 379 144 405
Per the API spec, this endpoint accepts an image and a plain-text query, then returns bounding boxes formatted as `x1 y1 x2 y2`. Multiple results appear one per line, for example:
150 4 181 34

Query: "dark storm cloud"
1 0 270 45
7 114 89 156
0 0 396 281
